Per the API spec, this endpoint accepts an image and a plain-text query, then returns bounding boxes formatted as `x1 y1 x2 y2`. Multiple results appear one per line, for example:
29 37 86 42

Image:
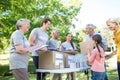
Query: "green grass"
0 54 118 80
0 70 118 80
0 74 36 80
107 69 118 80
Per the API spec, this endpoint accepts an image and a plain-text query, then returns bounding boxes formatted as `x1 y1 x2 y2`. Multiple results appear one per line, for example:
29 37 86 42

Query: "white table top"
36 67 90 73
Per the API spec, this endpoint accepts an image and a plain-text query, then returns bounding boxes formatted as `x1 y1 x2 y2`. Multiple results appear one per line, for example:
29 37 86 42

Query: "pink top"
87 47 105 72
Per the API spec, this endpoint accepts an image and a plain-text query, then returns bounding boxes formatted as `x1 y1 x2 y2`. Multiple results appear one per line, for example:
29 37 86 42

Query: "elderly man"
85 24 108 50
48 29 61 80
48 29 59 51
85 24 108 80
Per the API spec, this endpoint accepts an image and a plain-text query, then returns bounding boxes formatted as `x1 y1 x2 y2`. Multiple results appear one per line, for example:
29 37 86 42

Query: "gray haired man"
85 23 108 80
48 29 61 80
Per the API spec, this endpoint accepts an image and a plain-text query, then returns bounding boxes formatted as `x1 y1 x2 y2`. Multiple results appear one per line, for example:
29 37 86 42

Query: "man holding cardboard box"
85 23 108 80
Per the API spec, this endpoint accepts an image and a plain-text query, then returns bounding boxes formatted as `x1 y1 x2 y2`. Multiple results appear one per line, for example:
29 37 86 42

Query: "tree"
0 0 82 54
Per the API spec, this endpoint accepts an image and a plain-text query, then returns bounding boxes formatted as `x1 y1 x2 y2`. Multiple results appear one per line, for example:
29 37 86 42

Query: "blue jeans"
92 71 105 80
33 56 46 80
104 64 108 80
117 62 120 80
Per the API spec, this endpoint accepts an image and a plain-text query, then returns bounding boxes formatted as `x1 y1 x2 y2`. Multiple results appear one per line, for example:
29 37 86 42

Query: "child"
87 34 105 80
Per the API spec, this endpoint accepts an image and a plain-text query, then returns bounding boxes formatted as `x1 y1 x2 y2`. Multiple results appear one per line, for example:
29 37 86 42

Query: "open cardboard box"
39 51 64 69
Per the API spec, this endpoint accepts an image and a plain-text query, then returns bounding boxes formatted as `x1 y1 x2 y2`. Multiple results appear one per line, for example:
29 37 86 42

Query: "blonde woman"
9 19 40 80
106 18 120 80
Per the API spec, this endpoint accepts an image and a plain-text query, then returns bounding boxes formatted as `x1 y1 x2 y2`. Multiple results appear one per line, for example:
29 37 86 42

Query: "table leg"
86 70 89 80
59 73 62 80
84 69 89 80
66 73 70 80
41 72 42 80
50 73 53 80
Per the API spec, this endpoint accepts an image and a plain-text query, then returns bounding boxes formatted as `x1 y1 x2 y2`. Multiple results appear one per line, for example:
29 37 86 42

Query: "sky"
74 0 120 29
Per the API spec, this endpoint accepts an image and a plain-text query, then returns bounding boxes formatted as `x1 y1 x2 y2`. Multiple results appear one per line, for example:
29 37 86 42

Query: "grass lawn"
0 54 118 80
0 70 118 80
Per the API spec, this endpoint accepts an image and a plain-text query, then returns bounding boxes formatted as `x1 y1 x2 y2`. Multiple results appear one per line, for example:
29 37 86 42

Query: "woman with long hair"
61 33 77 80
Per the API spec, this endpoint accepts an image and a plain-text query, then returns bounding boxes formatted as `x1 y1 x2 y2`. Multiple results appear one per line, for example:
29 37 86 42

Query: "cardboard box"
68 55 76 68
63 53 70 68
79 41 94 54
64 53 77 68
39 51 64 69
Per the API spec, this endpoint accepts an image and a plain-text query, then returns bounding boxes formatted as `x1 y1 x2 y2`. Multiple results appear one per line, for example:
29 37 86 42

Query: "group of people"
9 17 120 80
86 18 120 80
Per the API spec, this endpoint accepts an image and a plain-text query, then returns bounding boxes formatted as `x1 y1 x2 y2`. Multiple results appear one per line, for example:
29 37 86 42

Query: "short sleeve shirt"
86 32 108 47
61 42 77 51
9 30 30 70
30 28 49 56
48 38 59 49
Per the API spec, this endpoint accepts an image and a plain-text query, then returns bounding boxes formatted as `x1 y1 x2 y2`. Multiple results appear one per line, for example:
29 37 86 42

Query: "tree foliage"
0 0 82 54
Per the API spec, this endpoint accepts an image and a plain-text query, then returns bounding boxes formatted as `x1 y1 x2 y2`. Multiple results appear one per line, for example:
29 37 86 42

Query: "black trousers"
33 56 46 80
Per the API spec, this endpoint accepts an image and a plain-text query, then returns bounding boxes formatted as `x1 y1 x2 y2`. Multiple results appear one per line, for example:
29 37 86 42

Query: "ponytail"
70 41 75 49
96 43 102 58
92 34 103 58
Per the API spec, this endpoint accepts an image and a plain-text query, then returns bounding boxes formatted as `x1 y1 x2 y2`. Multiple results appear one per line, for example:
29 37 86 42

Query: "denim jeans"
117 62 120 80
33 56 46 80
104 63 108 80
92 71 105 80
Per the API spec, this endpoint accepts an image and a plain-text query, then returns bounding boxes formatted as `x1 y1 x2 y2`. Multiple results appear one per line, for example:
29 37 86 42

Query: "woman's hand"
112 50 116 55
105 55 111 60
105 50 116 60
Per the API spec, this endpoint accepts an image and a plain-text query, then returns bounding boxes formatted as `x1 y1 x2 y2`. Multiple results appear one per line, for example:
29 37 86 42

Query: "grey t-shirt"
61 42 77 51
9 30 30 70
48 38 59 50
86 32 108 47
30 28 49 56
